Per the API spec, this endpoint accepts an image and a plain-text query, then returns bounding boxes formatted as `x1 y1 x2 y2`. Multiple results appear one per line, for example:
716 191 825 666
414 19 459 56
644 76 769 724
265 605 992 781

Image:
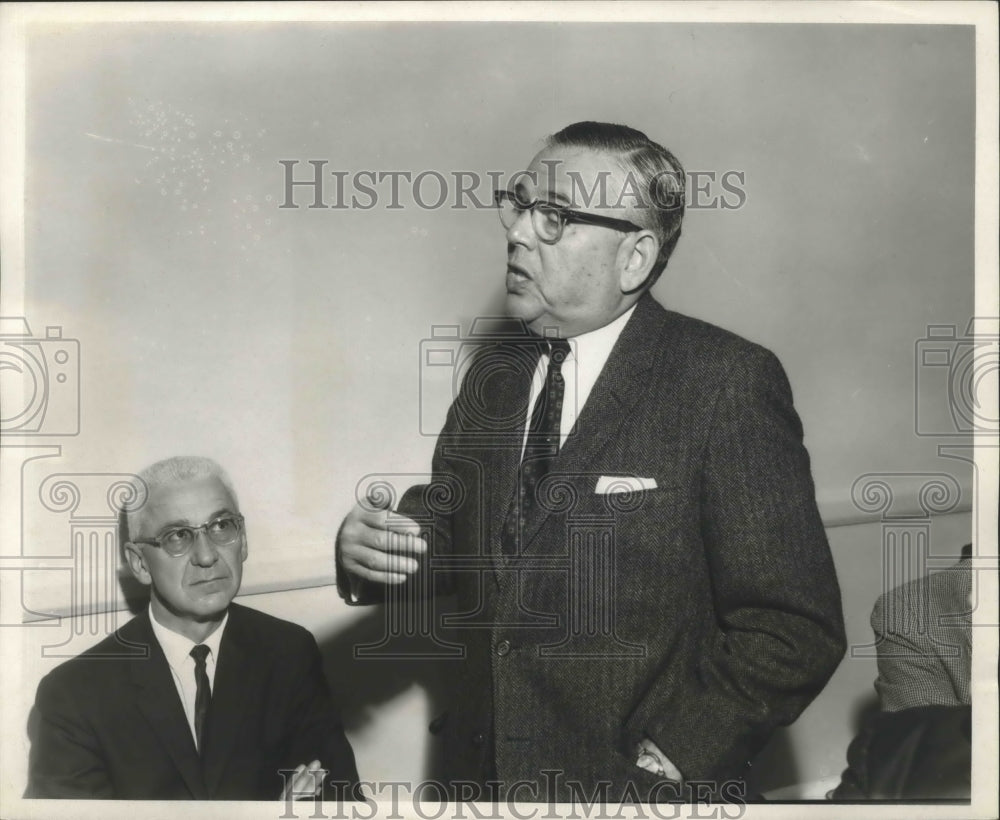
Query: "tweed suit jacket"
871 556 972 712
28 603 360 800
339 293 845 799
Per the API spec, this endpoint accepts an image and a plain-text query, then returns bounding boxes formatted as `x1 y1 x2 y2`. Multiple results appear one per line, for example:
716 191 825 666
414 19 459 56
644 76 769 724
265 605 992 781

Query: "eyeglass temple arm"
563 209 643 232
495 191 641 233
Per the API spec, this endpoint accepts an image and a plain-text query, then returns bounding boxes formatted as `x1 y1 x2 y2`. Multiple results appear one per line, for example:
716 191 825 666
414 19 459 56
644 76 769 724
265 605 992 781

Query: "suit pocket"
578 484 680 519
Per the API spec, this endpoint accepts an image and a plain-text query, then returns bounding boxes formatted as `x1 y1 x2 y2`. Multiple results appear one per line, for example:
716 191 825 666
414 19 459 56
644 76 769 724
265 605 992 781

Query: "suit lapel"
518 294 665 554
201 606 259 795
128 612 208 799
478 337 543 575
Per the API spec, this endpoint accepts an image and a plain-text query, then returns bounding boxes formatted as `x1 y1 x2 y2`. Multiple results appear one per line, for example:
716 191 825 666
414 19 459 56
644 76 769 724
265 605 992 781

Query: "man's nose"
189 530 220 566
505 207 536 248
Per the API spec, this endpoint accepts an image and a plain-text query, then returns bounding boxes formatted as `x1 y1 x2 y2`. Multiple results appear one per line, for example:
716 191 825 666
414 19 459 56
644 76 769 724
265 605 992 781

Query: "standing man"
29 456 360 800
337 122 845 801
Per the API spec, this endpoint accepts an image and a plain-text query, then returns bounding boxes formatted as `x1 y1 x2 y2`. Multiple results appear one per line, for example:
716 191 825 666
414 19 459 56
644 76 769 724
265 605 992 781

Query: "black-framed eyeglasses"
493 189 643 244
132 514 245 557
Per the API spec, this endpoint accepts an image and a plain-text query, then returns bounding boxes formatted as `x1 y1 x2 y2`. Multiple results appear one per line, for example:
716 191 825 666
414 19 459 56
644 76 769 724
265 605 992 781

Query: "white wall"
6 22 976 606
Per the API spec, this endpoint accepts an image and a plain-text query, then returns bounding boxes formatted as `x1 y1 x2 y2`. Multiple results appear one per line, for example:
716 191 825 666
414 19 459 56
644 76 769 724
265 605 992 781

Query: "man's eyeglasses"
494 189 643 244
132 514 245 557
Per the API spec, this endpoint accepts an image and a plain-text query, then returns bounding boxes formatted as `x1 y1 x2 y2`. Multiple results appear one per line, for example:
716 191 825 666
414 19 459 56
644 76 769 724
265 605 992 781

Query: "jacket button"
496 639 511 656
472 733 485 746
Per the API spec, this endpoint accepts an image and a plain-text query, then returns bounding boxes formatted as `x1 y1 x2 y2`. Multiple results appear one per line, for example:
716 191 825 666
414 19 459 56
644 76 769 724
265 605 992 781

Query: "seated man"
27 456 360 800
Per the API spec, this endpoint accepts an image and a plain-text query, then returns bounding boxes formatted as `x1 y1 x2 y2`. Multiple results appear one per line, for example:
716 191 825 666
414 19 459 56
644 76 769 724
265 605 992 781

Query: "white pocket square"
594 475 658 494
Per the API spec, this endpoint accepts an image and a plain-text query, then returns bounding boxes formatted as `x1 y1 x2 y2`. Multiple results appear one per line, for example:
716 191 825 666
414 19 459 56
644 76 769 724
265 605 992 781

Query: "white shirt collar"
523 304 637 453
567 303 636 364
149 605 228 668
563 304 635 434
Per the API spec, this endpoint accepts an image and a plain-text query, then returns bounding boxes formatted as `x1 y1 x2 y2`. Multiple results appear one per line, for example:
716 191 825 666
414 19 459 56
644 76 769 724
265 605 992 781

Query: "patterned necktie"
502 339 572 556
190 644 211 753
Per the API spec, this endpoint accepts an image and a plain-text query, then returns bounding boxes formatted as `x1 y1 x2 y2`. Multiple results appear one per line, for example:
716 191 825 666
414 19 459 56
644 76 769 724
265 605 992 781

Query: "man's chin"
505 293 543 327
189 586 237 612
186 598 235 624
151 593 233 631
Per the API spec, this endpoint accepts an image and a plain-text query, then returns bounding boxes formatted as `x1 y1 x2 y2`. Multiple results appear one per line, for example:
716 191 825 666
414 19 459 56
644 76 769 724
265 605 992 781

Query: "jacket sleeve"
871 587 963 711
273 628 363 801
625 346 846 781
27 670 115 798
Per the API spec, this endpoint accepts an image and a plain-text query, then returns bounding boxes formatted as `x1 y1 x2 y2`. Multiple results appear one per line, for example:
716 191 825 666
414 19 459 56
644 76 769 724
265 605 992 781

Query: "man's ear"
619 230 659 294
124 542 152 586
239 531 248 563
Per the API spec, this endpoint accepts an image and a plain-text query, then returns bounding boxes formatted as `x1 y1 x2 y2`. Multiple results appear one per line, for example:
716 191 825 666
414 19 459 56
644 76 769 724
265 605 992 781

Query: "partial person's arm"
871 592 964 711
624 347 846 782
27 672 115 798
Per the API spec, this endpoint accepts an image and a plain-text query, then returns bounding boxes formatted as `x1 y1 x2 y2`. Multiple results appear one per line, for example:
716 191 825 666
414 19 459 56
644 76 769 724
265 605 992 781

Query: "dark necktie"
502 339 572 556
190 644 211 753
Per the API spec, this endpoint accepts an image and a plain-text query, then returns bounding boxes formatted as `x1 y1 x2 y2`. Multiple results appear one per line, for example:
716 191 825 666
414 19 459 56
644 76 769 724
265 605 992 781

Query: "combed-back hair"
546 121 685 288
124 456 239 541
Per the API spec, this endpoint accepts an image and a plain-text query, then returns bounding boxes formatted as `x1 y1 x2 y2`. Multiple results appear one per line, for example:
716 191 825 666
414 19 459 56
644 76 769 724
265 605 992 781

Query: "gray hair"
123 456 239 541
546 121 686 289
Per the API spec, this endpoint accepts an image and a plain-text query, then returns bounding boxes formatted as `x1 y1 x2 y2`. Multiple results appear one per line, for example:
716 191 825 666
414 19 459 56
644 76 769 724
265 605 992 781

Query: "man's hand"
337 499 426 585
280 760 325 801
636 737 683 782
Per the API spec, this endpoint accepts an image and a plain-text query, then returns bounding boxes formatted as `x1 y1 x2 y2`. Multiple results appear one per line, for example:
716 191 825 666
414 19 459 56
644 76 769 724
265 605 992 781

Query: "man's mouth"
507 262 531 280
192 577 227 587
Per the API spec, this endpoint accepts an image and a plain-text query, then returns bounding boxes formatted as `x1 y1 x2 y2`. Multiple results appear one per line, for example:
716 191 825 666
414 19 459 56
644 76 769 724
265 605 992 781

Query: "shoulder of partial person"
871 564 968 631
872 574 926 617
875 554 970 607
925 557 973 607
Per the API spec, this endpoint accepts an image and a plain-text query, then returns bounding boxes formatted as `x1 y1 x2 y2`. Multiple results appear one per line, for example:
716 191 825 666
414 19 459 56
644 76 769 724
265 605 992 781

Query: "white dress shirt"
148 607 228 750
521 304 636 455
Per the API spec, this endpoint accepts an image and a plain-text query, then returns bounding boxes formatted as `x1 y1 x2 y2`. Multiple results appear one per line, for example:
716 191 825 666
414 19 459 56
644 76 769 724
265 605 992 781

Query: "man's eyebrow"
510 182 572 207
207 508 238 520
156 509 236 531
544 189 572 206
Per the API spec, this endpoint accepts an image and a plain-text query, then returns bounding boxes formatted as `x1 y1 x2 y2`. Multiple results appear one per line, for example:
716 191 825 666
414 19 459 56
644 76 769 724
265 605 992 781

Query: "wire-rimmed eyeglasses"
494 189 643 244
132 513 245 557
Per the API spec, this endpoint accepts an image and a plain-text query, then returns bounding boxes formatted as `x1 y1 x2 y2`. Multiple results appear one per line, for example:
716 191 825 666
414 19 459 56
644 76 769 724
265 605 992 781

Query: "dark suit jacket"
871 555 972 712
27 603 360 800
339 293 845 800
